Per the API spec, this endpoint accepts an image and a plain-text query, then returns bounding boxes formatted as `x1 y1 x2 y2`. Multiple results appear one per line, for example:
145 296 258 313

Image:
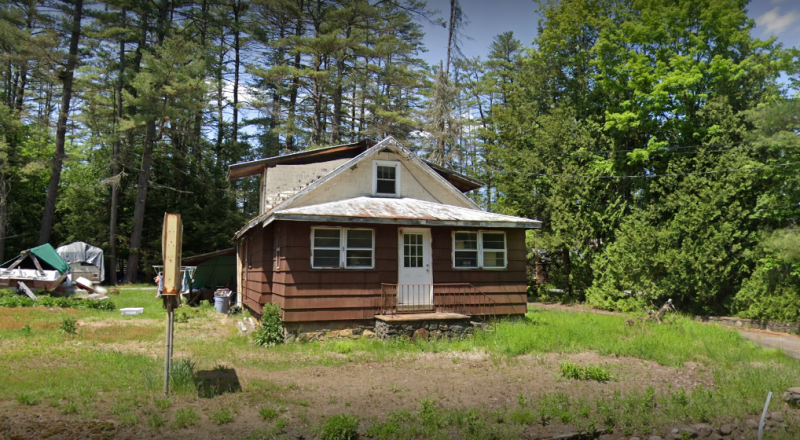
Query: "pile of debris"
0 241 108 301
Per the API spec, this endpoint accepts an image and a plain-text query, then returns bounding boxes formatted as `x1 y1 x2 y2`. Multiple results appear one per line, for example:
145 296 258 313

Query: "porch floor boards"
374 312 470 323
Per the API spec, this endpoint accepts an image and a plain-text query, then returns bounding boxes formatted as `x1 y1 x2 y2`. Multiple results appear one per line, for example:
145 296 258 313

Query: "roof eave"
271 213 542 229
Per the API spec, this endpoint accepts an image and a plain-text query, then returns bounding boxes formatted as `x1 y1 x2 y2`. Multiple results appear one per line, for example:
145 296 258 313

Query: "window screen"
346 229 373 268
482 232 506 268
453 232 478 268
312 228 341 268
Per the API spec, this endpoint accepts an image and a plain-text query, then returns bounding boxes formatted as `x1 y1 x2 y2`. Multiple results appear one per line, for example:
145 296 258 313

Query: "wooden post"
161 213 182 395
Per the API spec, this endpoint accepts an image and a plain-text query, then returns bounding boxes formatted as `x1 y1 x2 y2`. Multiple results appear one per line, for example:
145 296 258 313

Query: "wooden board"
161 213 183 295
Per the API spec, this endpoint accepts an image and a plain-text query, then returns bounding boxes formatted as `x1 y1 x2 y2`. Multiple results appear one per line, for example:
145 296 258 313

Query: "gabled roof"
271 197 542 229
233 136 538 239
227 139 483 192
227 140 373 180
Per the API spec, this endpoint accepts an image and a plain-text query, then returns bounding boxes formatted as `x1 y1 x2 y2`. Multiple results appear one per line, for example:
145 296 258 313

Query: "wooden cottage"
228 137 541 339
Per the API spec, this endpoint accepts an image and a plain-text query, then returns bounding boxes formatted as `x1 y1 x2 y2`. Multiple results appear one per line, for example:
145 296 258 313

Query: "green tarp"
193 255 236 289
30 244 70 274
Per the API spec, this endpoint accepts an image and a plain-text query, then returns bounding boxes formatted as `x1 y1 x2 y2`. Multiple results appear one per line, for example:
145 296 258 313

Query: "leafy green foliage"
254 303 284 347
59 317 77 335
319 414 359 440
559 361 611 382
0 291 115 311
169 359 197 393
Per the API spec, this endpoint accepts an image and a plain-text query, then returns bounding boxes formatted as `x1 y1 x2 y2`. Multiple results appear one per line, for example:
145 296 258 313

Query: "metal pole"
164 301 173 395
758 391 773 440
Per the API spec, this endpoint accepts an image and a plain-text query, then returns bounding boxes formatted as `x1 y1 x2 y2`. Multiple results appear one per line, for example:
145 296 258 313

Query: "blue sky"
419 0 800 66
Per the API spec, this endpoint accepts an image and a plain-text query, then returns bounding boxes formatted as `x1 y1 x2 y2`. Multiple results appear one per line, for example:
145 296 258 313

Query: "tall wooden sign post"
162 213 182 395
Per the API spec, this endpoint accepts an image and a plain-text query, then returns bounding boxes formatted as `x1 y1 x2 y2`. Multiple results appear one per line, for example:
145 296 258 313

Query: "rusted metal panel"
274 197 541 229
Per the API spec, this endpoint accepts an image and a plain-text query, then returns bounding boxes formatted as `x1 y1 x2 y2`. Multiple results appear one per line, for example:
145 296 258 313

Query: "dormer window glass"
373 160 400 197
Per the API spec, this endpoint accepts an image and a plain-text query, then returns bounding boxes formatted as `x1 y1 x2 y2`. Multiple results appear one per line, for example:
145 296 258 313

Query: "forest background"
1 0 799 321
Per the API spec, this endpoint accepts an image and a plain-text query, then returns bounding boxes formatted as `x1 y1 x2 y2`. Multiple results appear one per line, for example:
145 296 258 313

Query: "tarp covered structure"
1 243 70 273
56 241 105 281
182 248 236 290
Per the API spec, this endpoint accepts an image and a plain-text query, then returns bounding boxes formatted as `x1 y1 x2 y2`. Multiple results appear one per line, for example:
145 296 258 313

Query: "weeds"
173 408 199 428
320 414 359 440
559 361 611 382
170 359 196 393
259 405 280 420
59 317 77 335
210 407 235 425
16 392 41 406
147 413 165 429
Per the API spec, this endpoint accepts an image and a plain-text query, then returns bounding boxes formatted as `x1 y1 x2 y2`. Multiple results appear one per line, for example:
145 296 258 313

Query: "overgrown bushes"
0 291 116 311
253 303 284 347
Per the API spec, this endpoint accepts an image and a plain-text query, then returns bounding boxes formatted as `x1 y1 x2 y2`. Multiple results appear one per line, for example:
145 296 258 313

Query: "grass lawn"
0 287 798 439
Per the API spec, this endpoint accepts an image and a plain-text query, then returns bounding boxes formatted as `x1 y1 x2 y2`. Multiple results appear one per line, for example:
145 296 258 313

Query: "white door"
397 228 433 311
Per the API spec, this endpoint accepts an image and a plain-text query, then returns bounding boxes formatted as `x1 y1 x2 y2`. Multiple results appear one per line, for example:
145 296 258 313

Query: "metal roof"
270 197 542 229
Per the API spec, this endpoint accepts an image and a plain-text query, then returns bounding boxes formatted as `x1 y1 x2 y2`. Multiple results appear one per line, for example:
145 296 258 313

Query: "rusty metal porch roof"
269 197 541 229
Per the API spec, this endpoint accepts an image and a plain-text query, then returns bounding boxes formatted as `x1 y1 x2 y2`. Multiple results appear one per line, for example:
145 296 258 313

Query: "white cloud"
756 7 799 35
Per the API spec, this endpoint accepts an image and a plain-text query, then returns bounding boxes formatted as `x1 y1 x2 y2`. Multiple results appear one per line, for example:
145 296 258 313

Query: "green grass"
209 407 235 425
173 408 199 428
319 413 359 440
1 290 799 438
559 361 612 382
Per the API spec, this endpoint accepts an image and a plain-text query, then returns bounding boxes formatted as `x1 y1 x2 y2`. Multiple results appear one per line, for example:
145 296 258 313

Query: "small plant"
173 408 199 428
258 405 280 420
176 309 191 323
170 359 197 393
60 401 79 414
210 407 235 425
253 303 284 347
154 397 171 410
20 324 32 335
117 412 138 426
147 413 165 429
320 413 359 440
16 392 41 406
59 317 78 335
559 361 611 382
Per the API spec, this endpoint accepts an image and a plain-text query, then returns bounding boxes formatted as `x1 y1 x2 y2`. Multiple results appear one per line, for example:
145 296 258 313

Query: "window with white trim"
452 231 507 269
311 227 374 269
372 160 400 197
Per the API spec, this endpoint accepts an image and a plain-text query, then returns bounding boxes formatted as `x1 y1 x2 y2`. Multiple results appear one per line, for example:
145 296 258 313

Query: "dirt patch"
0 350 714 440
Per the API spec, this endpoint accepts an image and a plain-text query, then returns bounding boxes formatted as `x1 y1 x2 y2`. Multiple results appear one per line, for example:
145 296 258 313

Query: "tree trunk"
108 9 126 286
125 0 170 283
125 120 156 283
39 0 83 245
231 0 241 149
286 0 304 152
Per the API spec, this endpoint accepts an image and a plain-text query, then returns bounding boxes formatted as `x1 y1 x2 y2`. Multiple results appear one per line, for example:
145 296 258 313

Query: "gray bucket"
214 295 231 314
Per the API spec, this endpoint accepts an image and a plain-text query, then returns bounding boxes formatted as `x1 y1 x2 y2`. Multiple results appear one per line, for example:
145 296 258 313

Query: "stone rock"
429 323 438 330
339 329 353 338
667 434 683 440
770 411 784 422
744 419 759 430
326 330 341 338
430 330 443 340
648 437 663 440
675 426 698 438
719 424 732 436
630 437 641 440
362 329 375 338
351 328 363 335
413 328 429 341
782 387 800 407
691 423 713 437
708 434 723 440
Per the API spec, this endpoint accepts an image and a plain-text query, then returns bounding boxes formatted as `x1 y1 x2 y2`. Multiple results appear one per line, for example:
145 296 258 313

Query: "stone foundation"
374 315 483 340
283 319 375 343
694 316 800 335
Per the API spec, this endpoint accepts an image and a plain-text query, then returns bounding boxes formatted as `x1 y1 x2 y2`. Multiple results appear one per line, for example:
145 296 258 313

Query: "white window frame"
451 230 508 270
310 227 375 269
372 160 401 197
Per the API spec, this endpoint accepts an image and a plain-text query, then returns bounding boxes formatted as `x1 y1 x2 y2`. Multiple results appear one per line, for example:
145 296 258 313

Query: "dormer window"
373 160 400 197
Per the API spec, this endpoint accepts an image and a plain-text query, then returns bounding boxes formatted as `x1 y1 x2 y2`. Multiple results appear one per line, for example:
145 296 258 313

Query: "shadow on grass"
195 368 242 398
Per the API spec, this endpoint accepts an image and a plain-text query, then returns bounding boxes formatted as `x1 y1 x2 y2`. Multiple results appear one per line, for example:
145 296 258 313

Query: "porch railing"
379 283 497 324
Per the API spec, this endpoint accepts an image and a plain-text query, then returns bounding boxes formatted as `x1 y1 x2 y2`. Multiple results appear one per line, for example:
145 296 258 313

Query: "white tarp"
56 241 105 282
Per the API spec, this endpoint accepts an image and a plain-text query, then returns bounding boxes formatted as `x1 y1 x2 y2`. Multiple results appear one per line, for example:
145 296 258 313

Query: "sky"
418 0 800 66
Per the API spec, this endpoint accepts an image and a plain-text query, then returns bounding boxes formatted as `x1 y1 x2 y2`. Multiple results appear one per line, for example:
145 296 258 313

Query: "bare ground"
0 347 713 440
